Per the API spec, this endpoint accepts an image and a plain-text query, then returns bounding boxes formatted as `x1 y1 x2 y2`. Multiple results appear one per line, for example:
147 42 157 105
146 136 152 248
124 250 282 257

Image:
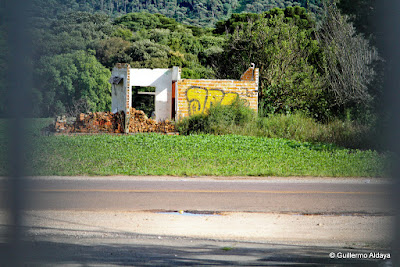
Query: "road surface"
12 176 393 215
0 176 394 266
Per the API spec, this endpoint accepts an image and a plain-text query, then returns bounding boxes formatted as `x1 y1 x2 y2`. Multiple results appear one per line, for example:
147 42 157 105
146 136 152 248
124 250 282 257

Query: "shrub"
207 99 256 134
257 113 377 150
175 113 209 135
318 120 375 150
176 98 256 135
177 106 378 150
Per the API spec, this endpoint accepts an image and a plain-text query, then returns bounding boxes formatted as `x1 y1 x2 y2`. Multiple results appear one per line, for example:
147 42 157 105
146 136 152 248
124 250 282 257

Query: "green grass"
30 134 390 177
1 118 392 177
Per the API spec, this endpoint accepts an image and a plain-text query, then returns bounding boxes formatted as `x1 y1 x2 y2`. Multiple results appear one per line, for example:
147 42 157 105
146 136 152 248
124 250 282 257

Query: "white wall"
111 67 128 115
129 68 172 122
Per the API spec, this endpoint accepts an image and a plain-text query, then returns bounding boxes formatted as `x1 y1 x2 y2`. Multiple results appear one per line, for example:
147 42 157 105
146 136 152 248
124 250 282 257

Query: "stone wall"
175 67 259 119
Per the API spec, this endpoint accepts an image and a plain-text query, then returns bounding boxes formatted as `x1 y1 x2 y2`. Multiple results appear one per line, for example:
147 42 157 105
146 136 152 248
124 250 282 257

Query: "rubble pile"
74 112 124 133
48 108 175 134
128 108 175 133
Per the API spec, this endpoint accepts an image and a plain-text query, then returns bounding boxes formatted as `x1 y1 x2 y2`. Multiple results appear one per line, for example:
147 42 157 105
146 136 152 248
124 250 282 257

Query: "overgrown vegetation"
0 1 388 155
21 3 382 125
29 0 323 28
176 99 381 150
26 119 391 177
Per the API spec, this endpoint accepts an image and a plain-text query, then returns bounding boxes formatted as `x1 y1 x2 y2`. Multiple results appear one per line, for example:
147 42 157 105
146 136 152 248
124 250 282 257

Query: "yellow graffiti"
187 87 239 115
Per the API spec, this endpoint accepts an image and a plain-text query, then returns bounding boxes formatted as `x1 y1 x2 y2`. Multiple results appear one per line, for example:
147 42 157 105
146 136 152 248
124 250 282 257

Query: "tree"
316 2 380 109
35 51 111 116
216 7 328 119
336 0 377 42
93 37 131 68
128 39 171 68
32 11 115 60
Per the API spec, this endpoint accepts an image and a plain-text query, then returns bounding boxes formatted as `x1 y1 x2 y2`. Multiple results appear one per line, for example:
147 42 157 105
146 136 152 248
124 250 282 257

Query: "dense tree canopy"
337 0 377 42
34 51 111 116
216 7 329 119
30 0 323 27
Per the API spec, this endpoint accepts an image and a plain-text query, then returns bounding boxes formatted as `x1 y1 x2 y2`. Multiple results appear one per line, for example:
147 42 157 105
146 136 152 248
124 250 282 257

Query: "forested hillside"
1 0 383 136
33 0 323 27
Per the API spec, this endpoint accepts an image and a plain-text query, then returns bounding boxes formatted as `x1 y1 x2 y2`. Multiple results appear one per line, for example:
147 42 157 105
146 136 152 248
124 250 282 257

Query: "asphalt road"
4 176 392 215
0 176 394 266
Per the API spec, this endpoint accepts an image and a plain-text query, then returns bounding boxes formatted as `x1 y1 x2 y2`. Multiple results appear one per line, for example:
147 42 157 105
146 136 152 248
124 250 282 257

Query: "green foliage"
111 26 134 41
214 12 261 34
206 99 256 134
110 12 221 78
316 2 381 122
257 113 378 150
93 37 131 68
176 99 256 135
29 126 391 177
128 39 171 68
30 8 223 116
337 0 376 42
114 12 179 31
216 7 329 120
132 86 155 117
177 100 379 150
33 11 115 59
30 10 117 117
175 114 209 135
39 0 323 28
34 51 111 116
215 6 315 34
28 0 382 137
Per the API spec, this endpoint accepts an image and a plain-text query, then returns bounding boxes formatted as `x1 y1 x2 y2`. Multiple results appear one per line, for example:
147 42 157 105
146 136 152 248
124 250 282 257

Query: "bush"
258 113 377 150
176 98 256 135
317 120 375 150
177 105 378 150
257 113 320 141
175 113 209 135
207 99 256 134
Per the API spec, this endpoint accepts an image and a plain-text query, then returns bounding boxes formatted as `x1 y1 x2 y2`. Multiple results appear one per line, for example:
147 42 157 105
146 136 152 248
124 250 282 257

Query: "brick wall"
176 67 259 119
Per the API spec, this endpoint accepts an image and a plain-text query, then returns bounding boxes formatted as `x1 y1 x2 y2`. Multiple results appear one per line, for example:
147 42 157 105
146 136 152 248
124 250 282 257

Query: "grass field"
0 119 393 177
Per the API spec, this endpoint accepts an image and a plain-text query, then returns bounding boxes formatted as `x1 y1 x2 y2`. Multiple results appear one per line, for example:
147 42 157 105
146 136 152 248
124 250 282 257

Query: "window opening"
132 86 156 118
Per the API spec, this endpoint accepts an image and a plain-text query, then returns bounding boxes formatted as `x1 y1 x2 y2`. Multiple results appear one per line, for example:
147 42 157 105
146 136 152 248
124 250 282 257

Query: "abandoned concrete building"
110 63 259 133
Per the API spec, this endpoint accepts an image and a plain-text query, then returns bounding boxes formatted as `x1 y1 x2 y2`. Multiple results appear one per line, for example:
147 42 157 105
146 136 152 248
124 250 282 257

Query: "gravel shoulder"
12 210 393 249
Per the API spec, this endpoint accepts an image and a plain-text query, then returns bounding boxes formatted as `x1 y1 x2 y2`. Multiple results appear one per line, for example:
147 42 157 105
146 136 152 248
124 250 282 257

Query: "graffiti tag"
186 86 239 115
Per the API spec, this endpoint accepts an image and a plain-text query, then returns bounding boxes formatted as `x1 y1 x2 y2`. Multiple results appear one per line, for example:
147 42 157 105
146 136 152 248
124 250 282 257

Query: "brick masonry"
176 67 259 119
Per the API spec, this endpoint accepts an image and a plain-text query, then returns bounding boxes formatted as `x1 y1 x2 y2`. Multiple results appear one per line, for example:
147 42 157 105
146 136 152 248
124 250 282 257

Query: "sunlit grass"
25 119 391 177
0 118 389 177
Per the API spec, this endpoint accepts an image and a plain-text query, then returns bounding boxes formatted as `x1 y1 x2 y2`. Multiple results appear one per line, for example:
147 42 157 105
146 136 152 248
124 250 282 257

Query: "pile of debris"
128 108 175 133
47 108 175 134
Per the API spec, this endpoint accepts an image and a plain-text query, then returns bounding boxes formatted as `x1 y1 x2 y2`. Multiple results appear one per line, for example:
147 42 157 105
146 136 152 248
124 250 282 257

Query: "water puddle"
157 210 221 217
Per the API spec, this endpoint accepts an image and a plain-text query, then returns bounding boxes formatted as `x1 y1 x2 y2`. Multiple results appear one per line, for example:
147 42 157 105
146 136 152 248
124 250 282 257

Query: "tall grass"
176 100 380 150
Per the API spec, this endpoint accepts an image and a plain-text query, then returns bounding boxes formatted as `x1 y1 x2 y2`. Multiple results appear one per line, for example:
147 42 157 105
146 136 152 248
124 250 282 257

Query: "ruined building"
110 63 259 133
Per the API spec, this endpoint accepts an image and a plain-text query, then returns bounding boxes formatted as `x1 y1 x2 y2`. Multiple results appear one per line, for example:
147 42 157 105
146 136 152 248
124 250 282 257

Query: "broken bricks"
47 108 175 134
